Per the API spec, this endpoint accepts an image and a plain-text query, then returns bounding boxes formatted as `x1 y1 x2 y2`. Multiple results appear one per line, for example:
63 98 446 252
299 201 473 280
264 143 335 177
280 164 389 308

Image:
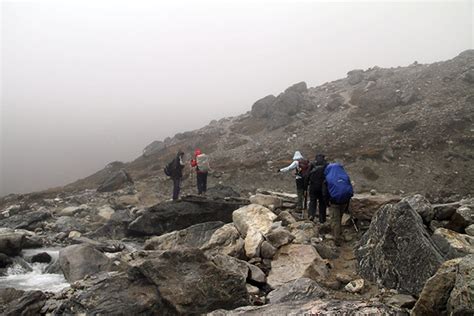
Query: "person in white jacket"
277 151 309 210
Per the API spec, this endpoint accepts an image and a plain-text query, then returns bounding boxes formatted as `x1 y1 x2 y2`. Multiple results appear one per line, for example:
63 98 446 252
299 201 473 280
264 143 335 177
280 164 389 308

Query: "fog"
1 1 472 196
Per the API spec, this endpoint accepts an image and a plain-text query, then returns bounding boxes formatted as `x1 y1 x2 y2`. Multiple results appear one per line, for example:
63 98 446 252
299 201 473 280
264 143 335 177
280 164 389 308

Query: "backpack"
196 153 210 172
297 159 310 177
164 158 176 177
324 163 353 204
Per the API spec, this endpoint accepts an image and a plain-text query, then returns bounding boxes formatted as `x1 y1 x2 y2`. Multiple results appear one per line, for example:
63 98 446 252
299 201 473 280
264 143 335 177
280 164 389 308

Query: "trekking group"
278 151 354 241
164 148 353 241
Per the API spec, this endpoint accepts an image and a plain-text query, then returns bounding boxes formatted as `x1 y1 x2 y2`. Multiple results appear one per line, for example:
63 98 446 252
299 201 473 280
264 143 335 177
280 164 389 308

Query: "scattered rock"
288 222 318 244
54 216 83 233
267 244 328 289
313 243 338 260
433 202 460 221
267 278 327 303
0 210 50 230
58 204 89 217
244 227 264 258
246 284 260 295
344 278 364 293
68 231 81 239
265 228 295 248
446 205 474 232
97 205 115 221
260 241 277 259
350 193 401 221
200 223 245 257
275 211 296 226
386 294 417 308
248 263 266 284
249 194 283 208
336 273 353 284
355 200 444 295
466 224 474 236
432 227 474 259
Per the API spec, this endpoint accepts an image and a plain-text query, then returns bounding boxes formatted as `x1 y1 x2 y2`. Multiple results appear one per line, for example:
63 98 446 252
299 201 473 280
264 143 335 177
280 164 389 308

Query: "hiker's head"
194 148 202 156
293 151 303 160
177 151 184 158
315 154 326 164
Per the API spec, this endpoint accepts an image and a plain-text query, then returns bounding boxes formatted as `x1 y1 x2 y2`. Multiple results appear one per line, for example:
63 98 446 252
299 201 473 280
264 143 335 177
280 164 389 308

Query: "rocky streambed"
0 187 473 315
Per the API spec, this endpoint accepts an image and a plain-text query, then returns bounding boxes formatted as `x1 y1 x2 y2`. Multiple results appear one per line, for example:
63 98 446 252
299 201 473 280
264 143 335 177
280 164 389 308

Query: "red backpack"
297 159 310 177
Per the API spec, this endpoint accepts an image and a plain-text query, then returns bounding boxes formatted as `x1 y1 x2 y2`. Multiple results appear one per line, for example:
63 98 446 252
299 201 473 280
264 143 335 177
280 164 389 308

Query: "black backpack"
164 159 176 177
297 159 310 177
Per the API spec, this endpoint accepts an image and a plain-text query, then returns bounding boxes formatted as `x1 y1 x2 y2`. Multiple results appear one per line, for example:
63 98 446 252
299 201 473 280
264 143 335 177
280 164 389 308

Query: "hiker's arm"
279 161 297 173
190 159 197 167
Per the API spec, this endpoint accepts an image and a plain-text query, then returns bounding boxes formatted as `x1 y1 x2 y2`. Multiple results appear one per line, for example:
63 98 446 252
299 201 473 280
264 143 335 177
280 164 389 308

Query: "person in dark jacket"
171 151 185 200
307 154 328 222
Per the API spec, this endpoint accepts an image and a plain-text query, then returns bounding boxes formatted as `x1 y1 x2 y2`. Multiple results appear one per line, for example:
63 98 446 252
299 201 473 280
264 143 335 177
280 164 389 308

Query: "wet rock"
267 244 328 289
31 252 52 264
350 193 401 221
344 278 364 293
275 210 296 226
2 290 46 316
56 273 168 315
267 278 327 303
249 194 283 208
244 227 264 258
59 244 111 282
412 256 468 315
260 241 277 259
128 199 240 236
233 204 277 237
355 200 444 295
144 221 224 251
446 205 474 232
402 194 434 223
0 228 25 256
432 227 474 259
0 253 13 268
265 228 295 248
97 169 133 192
131 248 250 314
200 223 244 257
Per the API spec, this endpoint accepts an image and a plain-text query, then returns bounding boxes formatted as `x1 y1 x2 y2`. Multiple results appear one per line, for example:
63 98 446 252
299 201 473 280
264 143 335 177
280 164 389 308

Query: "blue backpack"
324 163 353 204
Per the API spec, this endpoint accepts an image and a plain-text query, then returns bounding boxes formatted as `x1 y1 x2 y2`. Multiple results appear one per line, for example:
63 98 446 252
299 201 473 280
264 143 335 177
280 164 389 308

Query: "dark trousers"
196 172 208 195
308 186 326 223
172 178 181 200
295 178 306 209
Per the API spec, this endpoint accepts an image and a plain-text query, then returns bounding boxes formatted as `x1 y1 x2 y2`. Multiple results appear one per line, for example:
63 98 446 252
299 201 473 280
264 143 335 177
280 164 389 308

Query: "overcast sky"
1 0 472 196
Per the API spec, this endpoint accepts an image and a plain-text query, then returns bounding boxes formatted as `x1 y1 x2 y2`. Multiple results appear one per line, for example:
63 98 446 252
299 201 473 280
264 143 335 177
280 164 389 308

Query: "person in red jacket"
190 148 210 195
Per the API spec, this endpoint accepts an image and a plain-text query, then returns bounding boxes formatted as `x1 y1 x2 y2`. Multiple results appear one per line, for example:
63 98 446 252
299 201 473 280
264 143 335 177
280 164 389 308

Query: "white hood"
292 151 303 160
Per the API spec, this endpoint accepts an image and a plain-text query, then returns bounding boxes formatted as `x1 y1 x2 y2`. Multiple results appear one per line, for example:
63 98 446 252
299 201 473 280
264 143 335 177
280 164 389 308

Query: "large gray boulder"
0 228 25 256
285 81 307 93
355 200 445 295
144 221 224 251
272 90 304 116
251 95 276 118
59 244 111 282
97 169 133 192
128 200 241 236
88 209 133 240
130 248 250 314
412 255 474 316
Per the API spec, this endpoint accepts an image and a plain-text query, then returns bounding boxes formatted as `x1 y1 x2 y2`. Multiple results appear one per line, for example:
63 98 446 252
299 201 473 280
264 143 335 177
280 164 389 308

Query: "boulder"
0 253 13 268
97 205 115 221
211 254 249 280
131 248 250 314
350 193 401 221
344 278 364 293
432 228 474 259
446 205 474 232
267 278 327 303
56 273 169 315
275 211 296 226
232 204 277 238
54 216 83 233
402 194 434 223
412 255 474 315
267 244 329 289
385 294 416 308
88 209 133 240
355 200 444 295
244 227 264 258
288 222 318 244
128 200 241 236
466 224 474 236
326 93 345 111
31 252 52 264
272 90 304 116
2 290 46 316
249 194 283 208
209 299 406 315
144 221 224 251
59 244 111 282
97 169 133 192
200 223 244 257
248 263 266 283
251 95 277 118
265 228 295 248
347 69 364 85
285 81 307 94
0 228 25 256
433 202 461 221
0 210 50 230
260 241 277 259
142 140 165 157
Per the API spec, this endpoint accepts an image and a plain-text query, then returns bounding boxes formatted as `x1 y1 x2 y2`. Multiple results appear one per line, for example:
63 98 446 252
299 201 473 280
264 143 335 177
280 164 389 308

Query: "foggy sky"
1 1 473 196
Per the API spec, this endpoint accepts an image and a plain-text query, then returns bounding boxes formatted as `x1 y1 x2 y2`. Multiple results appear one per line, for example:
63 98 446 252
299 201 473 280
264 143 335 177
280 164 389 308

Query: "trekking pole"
346 200 359 232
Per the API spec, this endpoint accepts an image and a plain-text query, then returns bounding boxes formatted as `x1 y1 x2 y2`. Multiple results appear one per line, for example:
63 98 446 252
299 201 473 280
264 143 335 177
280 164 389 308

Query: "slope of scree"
1 50 472 206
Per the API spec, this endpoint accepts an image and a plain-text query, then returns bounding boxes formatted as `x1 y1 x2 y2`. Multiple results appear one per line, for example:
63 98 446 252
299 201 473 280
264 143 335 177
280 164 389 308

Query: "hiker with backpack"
277 151 310 211
164 151 186 200
307 154 329 223
324 162 354 241
190 148 210 195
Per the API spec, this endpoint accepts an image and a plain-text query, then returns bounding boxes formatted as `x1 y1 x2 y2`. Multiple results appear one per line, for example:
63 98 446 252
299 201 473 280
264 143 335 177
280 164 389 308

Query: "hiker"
190 148 210 195
168 151 185 200
277 151 310 210
307 154 328 223
325 162 354 241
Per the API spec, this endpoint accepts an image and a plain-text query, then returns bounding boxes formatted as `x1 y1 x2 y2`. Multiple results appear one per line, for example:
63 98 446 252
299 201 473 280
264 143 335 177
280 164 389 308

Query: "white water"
0 248 70 293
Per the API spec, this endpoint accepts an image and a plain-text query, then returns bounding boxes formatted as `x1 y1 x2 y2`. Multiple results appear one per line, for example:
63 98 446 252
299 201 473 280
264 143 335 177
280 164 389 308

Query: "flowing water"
0 248 70 292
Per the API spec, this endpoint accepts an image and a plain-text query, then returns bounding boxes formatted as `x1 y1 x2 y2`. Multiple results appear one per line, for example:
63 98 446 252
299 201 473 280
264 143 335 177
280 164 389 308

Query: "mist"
1 1 472 196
